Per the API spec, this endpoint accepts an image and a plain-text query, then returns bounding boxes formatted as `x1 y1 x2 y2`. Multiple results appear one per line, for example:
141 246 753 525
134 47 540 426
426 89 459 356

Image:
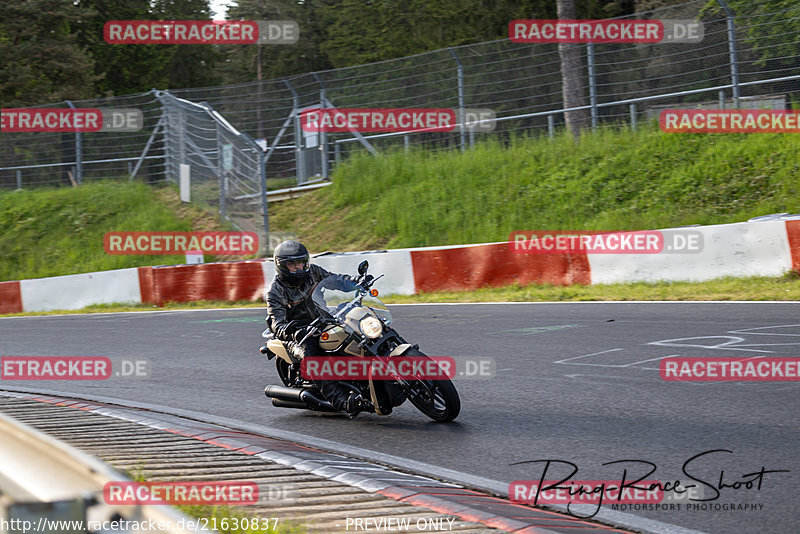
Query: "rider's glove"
292 326 312 343
276 320 298 340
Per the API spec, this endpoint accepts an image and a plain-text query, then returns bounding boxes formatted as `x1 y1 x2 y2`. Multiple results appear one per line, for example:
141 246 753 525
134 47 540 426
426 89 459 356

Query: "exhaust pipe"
300 390 337 412
264 385 304 402
264 385 338 412
271 399 308 410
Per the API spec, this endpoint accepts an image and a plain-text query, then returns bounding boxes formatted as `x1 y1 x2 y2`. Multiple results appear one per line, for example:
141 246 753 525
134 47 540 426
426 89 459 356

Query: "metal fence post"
629 104 637 131
586 44 598 129
334 140 341 163
314 73 329 180
285 80 303 184
404 135 410 152
547 115 555 138
320 87 328 179
216 122 226 222
16 170 22 190
449 48 466 153
719 90 726 109
717 0 741 108
65 101 82 184
258 147 269 254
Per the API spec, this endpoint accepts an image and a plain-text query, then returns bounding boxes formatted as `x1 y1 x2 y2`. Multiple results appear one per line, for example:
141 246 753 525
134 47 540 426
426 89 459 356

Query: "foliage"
0 0 98 106
73 0 222 96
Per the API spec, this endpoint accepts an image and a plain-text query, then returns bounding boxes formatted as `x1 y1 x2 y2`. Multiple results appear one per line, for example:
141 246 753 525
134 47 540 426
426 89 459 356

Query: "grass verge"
0 180 251 281
4 123 800 281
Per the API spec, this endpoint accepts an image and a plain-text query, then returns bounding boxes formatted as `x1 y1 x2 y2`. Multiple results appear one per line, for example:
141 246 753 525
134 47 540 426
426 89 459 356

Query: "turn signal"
320 331 330 341
370 289 379 296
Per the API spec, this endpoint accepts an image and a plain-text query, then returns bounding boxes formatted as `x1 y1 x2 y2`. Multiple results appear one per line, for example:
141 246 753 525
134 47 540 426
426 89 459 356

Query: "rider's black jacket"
265 263 333 342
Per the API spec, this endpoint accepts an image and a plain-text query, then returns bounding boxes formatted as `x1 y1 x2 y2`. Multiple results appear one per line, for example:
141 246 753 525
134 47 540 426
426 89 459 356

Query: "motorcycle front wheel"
403 377 460 422
397 348 460 421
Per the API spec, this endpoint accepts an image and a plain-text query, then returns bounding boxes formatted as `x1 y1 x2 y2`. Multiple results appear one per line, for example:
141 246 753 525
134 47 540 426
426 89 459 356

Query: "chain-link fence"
156 91 268 239
1 0 799 248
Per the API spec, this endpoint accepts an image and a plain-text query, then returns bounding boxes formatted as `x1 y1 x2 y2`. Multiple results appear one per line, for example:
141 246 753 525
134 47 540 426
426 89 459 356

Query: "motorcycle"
261 261 460 422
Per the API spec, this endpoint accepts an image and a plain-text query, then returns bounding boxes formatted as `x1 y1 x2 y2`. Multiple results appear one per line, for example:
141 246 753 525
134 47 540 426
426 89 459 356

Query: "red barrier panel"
138 267 156 305
410 243 591 293
786 220 800 273
148 261 265 306
0 281 23 314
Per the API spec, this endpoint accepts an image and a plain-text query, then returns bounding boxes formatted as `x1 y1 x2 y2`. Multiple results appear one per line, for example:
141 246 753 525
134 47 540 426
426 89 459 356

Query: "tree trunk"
556 0 589 139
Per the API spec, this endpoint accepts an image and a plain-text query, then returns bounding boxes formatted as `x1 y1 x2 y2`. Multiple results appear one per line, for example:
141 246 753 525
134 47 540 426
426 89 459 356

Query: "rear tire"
276 358 301 387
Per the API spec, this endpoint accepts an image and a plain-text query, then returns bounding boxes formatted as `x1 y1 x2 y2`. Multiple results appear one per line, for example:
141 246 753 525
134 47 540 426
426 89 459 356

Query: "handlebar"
358 273 383 289
298 317 323 346
296 269 387 345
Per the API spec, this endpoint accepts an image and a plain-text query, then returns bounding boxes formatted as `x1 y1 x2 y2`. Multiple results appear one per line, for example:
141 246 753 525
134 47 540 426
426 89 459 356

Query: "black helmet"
274 240 311 285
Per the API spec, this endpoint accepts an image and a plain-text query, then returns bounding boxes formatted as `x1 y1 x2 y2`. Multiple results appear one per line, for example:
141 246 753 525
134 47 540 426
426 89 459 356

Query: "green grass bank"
2 124 799 286
270 125 800 251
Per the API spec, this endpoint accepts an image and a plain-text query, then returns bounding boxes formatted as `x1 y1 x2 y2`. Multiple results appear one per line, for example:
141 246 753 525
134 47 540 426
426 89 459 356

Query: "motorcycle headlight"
359 316 383 339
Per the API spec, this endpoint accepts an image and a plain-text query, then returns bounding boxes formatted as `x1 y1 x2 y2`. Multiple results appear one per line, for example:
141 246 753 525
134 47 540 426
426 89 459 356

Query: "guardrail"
0 410 211 534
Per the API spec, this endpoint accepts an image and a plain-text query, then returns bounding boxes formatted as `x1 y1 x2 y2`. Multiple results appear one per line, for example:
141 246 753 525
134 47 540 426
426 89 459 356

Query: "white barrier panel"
261 259 276 300
313 250 416 295
20 268 142 312
588 221 793 284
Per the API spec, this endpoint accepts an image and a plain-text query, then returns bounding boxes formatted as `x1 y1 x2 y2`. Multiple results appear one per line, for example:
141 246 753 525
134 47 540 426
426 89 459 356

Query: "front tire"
404 377 460 422
397 348 460 421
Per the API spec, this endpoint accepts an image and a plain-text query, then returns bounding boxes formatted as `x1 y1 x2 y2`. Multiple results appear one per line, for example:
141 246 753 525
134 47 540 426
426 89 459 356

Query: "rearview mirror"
357 260 369 275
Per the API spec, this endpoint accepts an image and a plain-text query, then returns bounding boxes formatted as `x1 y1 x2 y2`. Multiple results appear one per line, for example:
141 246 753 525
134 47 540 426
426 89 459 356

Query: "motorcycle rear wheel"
276 357 300 387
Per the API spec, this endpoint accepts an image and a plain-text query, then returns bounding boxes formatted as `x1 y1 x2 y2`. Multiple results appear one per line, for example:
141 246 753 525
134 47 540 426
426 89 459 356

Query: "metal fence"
1 0 799 248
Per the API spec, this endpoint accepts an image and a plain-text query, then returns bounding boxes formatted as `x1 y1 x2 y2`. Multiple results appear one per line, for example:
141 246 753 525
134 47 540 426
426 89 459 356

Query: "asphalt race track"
2 302 799 534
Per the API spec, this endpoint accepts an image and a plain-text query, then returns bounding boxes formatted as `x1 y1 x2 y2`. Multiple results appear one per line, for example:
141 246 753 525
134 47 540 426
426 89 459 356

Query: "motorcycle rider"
265 240 374 418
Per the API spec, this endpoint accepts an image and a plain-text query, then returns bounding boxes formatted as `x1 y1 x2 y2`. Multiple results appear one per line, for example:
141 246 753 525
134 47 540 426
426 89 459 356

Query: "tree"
0 0 98 106
703 0 800 68
152 0 223 88
556 0 590 139
74 0 221 96
74 0 170 96
221 0 330 84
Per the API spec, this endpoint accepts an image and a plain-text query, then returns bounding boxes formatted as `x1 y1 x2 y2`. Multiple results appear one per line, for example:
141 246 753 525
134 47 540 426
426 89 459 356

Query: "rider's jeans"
289 338 352 411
